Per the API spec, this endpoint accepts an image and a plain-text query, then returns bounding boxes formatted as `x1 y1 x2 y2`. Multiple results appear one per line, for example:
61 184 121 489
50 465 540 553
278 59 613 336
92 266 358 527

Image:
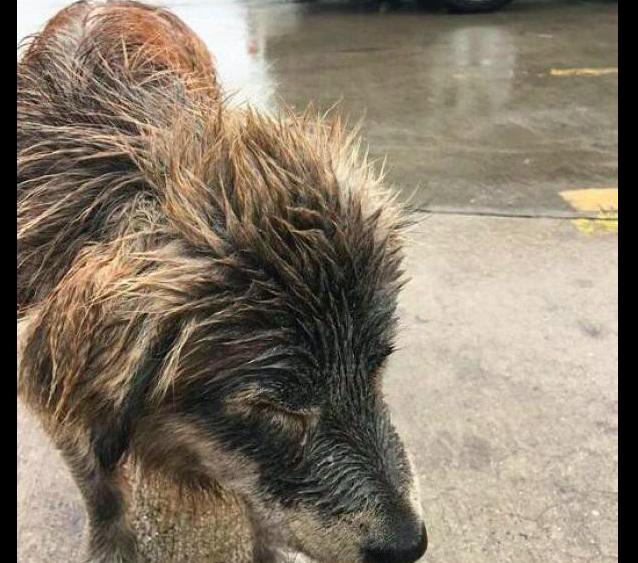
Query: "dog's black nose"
362 521 427 563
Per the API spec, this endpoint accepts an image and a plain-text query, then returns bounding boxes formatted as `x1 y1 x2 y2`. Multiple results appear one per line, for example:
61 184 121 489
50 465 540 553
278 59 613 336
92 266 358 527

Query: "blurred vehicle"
443 0 514 12
312 0 517 14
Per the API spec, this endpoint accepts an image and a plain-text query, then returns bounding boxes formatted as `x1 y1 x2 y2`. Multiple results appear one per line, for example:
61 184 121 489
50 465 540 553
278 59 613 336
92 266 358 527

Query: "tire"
444 0 513 13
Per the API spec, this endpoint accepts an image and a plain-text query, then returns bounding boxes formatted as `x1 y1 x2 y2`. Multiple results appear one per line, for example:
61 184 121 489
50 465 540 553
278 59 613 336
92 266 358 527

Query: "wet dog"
17 2 427 561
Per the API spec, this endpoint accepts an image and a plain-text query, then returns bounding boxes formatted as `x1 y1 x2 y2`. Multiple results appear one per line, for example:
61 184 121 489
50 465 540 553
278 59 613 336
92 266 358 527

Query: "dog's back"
17 0 218 313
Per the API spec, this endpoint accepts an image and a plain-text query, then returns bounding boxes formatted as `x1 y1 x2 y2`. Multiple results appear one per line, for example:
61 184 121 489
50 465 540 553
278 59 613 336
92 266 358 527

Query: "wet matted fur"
17 2 427 562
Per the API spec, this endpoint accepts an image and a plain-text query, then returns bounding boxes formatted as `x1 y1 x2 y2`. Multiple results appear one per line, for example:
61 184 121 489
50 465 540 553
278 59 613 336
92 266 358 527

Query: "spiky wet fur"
17 2 424 562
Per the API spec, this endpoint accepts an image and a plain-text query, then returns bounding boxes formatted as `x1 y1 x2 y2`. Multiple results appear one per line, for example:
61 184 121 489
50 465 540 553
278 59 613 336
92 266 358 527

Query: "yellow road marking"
559 188 618 235
550 67 618 77
571 216 618 235
559 188 618 213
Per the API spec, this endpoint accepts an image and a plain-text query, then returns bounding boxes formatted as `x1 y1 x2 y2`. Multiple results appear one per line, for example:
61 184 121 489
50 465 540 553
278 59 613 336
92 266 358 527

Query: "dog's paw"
84 525 138 563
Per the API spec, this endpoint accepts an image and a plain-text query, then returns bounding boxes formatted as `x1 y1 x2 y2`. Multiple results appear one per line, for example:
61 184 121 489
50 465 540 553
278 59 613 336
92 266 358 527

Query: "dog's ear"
91 325 182 470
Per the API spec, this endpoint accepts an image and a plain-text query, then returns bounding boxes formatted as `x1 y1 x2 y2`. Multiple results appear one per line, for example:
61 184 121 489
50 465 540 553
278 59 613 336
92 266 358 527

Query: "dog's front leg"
54 430 137 563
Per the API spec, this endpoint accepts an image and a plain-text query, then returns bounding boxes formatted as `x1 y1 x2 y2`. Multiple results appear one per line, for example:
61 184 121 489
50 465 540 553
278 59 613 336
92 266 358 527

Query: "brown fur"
17 2 417 562
21 0 218 97
18 0 401 429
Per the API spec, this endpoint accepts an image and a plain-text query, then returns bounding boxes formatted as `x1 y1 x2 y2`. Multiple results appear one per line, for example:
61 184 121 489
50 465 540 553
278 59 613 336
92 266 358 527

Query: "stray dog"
17 2 427 562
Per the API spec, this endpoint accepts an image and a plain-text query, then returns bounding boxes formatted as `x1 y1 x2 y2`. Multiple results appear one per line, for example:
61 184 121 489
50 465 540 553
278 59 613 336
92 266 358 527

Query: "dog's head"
132 113 426 563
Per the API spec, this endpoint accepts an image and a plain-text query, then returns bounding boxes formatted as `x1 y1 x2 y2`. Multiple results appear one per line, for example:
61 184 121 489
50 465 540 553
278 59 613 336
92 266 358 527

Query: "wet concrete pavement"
239 0 618 214
17 1 617 562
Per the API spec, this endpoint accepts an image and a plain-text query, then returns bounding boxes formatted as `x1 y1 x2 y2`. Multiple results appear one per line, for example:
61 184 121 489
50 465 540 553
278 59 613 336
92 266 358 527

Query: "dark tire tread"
445 0 513 13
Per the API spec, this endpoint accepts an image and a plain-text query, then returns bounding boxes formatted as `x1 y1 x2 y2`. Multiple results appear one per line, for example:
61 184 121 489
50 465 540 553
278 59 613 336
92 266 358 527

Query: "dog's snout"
362 521 427 563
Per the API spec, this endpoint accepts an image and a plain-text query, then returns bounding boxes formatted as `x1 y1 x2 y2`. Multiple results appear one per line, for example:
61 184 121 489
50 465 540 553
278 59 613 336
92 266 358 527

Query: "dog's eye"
225 391 318 428
248 399 318 426
243 400 318 460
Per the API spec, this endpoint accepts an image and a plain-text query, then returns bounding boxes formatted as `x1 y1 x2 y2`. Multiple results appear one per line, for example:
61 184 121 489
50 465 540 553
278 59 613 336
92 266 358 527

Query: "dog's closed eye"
247 399 318 429
225 394 319 463
225 389 319 430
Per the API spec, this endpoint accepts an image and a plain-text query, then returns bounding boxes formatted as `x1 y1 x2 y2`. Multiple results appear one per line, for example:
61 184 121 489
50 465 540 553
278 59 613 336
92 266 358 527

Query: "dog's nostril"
362 522 427 563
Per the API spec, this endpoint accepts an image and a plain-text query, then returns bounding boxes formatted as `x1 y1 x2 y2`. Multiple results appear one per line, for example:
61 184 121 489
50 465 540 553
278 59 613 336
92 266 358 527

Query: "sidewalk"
18 213 617 563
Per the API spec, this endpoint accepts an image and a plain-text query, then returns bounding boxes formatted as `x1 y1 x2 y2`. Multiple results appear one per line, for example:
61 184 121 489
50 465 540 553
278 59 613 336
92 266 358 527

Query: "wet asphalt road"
17 1 617 562
17 0 618 214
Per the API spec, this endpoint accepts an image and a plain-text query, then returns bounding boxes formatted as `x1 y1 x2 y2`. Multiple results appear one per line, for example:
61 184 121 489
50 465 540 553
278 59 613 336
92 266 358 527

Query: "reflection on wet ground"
18 0 617 213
